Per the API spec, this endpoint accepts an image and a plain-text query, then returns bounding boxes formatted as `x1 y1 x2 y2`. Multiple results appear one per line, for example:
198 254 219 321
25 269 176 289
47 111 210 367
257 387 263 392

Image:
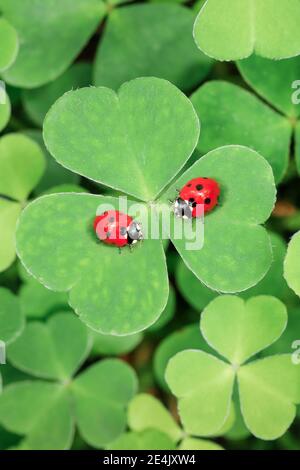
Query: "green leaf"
23 62 92 127
0 381 73 450
154 323 214 391
163 146 276 292
0 0 105 88
108 429 176 450
165 350 235 436
42 184 86 196
238 355 300 440
94 4 213 92
265 308 300 355
284 231 300 297
0 287 24 344
148 284 175 332
71 359 137 447
43 77 200 201
0 199 21 272
176 233 296 312
179 437 223 450
176 259 216 312
8 312 91 380
16 193 169 335
23 130 79 194
0 89 11 132
0 18 18 71
19 280 68 318
92 331 142 356
193 0 300 61
166 295 300 440
295 123 300 176
237 55 300 119
241 232 296 306
191 81 291 183
0 133 45 202
128 394 182 442
201 295 287 365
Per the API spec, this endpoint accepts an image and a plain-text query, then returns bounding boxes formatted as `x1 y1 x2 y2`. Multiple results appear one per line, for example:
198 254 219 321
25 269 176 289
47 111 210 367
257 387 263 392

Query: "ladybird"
94 210 143 248
174 177 220 219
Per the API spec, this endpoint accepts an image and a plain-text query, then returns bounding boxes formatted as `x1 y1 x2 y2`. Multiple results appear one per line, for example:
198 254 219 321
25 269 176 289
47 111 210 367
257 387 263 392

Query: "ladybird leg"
118 247 122 255
129 244 133 253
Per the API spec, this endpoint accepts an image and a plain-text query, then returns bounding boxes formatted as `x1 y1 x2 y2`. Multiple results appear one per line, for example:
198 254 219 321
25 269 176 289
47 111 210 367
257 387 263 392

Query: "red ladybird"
94 210 143 248
174 177 220 219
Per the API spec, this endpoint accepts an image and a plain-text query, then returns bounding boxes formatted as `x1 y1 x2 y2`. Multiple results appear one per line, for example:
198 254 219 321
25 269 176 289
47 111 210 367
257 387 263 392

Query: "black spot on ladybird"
205 198 211 204
187 183 192 187
120 227 127 236
109 216 115 223
189 198 195 203
196 184 203 191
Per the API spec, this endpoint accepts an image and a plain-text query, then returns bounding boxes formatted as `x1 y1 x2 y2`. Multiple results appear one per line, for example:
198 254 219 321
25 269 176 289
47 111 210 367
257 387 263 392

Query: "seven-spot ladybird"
174 177 220 219
94 210 143 248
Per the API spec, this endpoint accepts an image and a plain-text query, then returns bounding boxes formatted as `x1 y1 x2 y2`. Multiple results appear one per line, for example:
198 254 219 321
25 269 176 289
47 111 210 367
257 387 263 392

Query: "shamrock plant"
193 0 300 61
191 79 291 184
176 232 299 313
108 393 223 450
0 133 45 272
166 295 300 440
0 288 24 388
284 232 300 300
237 54 300 175
0 312 137 449
16 77 276 335
0 17 18 72
0 1 211 90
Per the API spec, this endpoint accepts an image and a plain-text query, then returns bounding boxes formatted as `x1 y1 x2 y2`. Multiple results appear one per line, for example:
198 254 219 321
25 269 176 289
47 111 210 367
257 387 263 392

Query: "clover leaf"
0 287 24 346
19 270 68 319
24 130 80 194
176 232 297 313
43 77 200 201
23 63 92 127
162 146 276 292
193 0 300 61
154 323 214 391
284 231 300 298
0 288 24 393
108 429 176 451
0 0 105 88
94 4 213 92
237 55 300 176
191 81 291 183
7 312 90 380
238 55 300 119
0 18 18 72
0 86 11 132
108 393 223 450
92 331 143 357
0 133 45 272
18 79 277 333
0 312 137 449
16 193 169 335
128 393 182 443
265 308 300 356
166 295 300 440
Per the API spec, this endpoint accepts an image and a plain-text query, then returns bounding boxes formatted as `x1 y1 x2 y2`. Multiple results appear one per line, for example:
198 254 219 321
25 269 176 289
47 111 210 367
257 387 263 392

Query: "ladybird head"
127 220 143 244
174 197 193 219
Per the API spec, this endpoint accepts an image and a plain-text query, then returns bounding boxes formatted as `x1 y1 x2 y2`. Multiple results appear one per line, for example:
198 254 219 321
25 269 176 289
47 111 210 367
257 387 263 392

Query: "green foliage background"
0 0 300 451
